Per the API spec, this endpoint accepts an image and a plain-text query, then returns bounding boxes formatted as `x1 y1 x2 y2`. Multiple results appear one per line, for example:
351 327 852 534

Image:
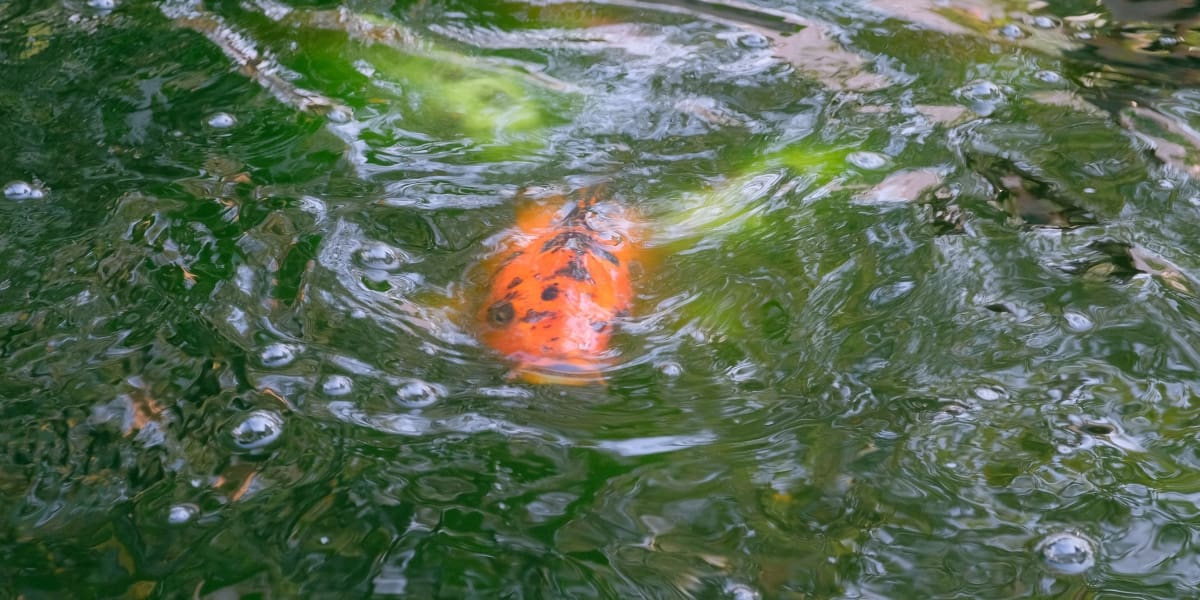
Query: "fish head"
478 247 627 384
477 219 634 384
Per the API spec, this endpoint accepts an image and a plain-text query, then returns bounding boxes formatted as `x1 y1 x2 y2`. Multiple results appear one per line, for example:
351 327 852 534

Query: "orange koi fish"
476 190 640 384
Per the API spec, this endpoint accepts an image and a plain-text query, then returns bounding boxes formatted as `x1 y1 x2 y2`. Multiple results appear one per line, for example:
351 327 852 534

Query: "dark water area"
4 0 1200 597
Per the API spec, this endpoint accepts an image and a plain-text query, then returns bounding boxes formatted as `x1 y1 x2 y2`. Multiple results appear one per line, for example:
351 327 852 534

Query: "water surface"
3 0 1200 597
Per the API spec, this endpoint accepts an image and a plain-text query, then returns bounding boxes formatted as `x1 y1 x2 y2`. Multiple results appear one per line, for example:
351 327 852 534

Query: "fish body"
1102 0 1200 25
477 191 639 384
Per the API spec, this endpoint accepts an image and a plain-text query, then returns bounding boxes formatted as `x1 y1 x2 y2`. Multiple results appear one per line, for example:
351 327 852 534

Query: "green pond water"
5 0 1200 597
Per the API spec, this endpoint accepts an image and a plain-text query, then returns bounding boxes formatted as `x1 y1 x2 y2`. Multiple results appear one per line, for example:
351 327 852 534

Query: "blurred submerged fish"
476 189 640 385
1101 0 1200 34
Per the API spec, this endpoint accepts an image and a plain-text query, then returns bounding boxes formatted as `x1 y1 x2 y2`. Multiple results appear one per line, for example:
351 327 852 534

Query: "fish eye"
488 301 515 326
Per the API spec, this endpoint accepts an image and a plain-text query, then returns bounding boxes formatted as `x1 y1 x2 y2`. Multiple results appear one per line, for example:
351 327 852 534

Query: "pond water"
4 0 1200 597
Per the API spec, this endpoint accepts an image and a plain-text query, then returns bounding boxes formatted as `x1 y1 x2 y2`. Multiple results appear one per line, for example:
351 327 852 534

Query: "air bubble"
357 242 409 271
327 106 353 124
1037 531 1095 575
975 387 1003 401
168 503 199 524
956 80 1006 116
964 81 1002 98
206 112 237 129
998 24 1024 39
736 32 769 49
260 343 300 367
847 152 890 170
1035 70 1063 84
1032 16 1056 29
725 582 760 600
353 60 376 78
1063 311 1093 332
230 410 284 450
88 0 116 8
658 362 683 378
394 378 445 408
4 180 46 200
322 375 353 396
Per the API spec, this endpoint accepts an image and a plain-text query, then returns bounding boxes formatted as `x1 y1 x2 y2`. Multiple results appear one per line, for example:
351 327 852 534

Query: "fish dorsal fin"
559 185 607 225
576 184 604 212
515 185 606 232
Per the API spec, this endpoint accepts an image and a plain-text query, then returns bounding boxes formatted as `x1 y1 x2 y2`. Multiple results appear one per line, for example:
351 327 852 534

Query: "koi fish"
476 190 639 384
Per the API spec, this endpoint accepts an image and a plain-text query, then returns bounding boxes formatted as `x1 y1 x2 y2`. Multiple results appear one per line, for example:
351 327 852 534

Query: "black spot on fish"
487 301 515 326
522 309 557 324
507 277 523 290
541 285 559 301
554 259 592 282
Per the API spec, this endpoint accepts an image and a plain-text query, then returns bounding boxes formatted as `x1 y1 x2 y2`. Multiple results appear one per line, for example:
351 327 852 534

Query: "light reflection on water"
4 0 1200 596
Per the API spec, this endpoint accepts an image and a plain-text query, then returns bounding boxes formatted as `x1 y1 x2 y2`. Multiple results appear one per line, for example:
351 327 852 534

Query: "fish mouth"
510 359 609 386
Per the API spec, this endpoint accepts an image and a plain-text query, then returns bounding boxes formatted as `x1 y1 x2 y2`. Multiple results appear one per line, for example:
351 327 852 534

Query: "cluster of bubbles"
163 408 285 525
